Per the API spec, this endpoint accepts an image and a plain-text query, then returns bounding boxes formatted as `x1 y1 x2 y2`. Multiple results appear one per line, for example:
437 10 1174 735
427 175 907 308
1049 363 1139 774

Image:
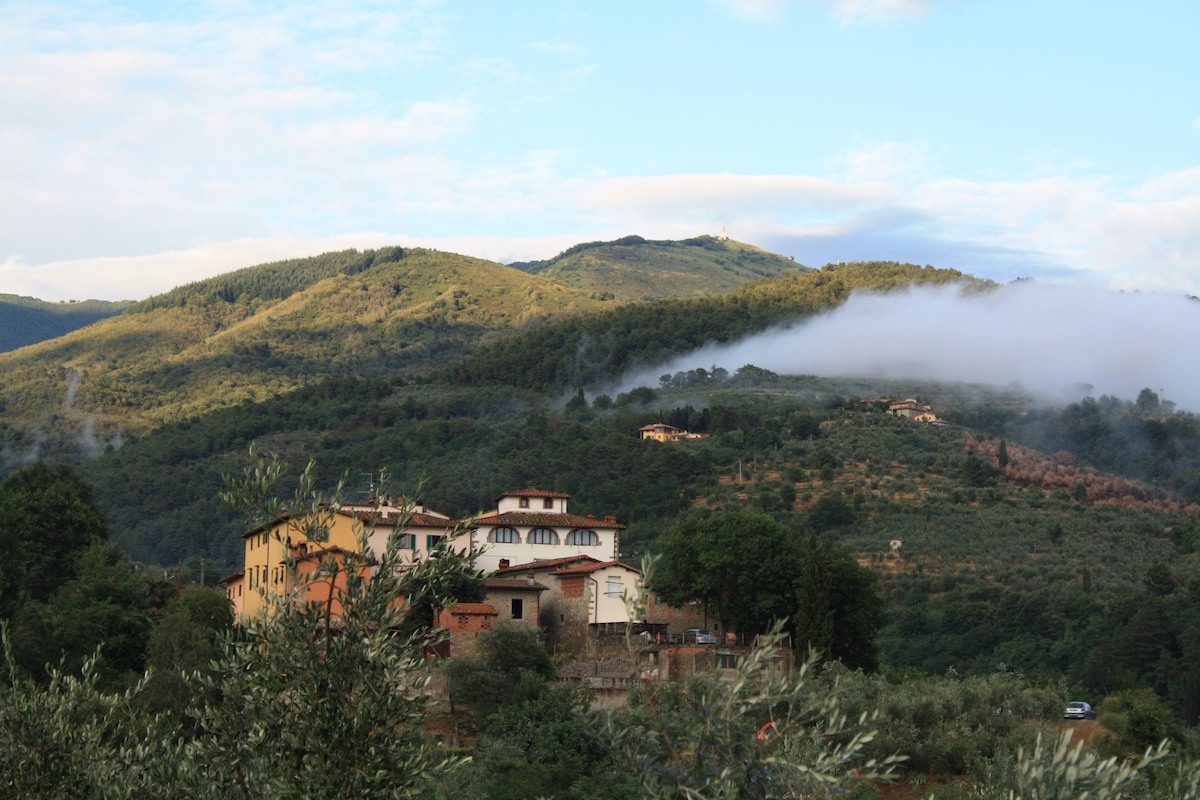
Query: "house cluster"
638 422 709 442
885 398 944 424
222 488 713 663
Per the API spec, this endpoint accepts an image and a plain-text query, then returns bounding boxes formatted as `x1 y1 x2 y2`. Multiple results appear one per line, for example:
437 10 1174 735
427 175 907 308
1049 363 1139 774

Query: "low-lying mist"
619 282 1200 412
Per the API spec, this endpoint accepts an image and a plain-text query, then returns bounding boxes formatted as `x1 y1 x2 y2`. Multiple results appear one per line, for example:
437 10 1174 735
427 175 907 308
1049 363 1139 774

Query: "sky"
2 0 1199 304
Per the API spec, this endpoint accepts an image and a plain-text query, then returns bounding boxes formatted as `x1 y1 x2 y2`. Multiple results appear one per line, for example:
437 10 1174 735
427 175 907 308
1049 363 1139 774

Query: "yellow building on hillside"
224 499 460 621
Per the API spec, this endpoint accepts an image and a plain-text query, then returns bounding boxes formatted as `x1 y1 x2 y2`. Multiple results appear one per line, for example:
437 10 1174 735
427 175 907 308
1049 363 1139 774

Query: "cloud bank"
624 282 1200 413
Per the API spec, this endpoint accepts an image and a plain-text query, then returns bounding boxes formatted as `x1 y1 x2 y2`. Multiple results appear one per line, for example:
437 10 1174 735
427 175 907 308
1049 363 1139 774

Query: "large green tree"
656 511 885 668
0 462 107 617
654 510 801 637
794 537 887 670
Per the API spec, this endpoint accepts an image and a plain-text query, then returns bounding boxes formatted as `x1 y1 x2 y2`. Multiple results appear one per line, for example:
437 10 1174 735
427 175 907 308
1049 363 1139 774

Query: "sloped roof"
494 555 602 574
472 511 625 529
240 502 456 538
497 487 572 501
550 560 642 577
219 570 244 585
483 576 549 592
337 508 457 527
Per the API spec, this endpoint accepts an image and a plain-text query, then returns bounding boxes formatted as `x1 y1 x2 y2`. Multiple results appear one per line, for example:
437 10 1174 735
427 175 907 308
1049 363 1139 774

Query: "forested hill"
510 234 805 301
0 247 982 472
0 294 133 353
0 246 609 454
441 260 989 392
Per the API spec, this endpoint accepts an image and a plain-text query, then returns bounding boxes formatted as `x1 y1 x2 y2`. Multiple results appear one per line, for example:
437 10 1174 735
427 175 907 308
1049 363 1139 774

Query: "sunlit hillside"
513 234 805 301
0 247 608 448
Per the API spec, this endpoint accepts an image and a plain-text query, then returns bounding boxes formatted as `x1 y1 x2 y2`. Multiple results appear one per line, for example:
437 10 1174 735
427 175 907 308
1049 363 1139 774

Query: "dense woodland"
0 294 131 353
3 241 1200 796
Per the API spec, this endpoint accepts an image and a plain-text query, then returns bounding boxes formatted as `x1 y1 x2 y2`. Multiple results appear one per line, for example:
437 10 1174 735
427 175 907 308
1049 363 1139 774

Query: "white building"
464 488 623 574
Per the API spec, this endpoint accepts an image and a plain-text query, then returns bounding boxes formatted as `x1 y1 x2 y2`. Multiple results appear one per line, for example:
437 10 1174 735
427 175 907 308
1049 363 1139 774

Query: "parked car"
1064 701 1095 720
683 628 718 644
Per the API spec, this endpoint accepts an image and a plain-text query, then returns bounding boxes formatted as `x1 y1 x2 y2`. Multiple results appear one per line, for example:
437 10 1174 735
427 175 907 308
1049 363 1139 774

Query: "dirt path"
1061 718 1099 746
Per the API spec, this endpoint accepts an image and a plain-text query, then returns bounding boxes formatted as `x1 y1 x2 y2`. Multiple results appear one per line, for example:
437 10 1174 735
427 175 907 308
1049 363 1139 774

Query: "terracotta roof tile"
550 560 642 576
494 555 601 574
497 488 573 500
472 512 625 529
483 577 549 591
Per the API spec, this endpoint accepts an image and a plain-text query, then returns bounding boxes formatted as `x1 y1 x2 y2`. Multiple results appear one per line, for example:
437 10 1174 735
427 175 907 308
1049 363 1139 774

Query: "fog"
618 282 1200 412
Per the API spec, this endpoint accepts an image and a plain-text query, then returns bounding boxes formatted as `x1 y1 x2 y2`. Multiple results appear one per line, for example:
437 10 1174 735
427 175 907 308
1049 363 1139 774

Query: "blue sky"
3 0 1199 301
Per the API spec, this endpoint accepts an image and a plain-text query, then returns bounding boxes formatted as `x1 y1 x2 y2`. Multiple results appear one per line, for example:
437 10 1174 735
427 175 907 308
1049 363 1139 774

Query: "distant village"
225 398 938 691
223 485 775 690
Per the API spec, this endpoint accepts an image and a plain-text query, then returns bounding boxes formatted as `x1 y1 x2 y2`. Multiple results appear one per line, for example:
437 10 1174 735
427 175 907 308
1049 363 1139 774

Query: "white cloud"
714 0 930 23
830 0 930 25
838 140 935 185
625 282 1200 412
712 0 794 21
575 174 888 220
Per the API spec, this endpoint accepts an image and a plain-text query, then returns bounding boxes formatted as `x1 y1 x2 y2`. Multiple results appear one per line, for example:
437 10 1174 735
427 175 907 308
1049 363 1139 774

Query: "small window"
529 528 559 545
543 498 553 509
606 576 622 597
718 653 739 669
519 497 530 508
566 529 598 546
394 533 416 550
426 534 445 551
511 598 524 619
488 527 519 543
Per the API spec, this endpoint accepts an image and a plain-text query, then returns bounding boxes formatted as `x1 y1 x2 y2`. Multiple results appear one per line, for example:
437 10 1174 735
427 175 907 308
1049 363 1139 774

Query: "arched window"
529 527 559 545
488 527 519 544
566 529 599 546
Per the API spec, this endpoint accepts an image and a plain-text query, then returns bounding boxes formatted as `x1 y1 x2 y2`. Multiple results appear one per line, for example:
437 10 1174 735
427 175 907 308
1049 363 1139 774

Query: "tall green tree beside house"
654 510 801 637
656 511 885 668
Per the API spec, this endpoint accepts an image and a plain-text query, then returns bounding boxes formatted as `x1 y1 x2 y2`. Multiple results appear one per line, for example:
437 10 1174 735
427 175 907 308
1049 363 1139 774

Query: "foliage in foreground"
591 623 906 799
6 452 1200 798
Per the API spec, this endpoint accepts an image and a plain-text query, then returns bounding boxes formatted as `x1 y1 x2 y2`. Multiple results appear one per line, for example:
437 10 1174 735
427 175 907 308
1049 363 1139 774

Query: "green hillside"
0 248 972 474
512 234 805 301
7 237 1200 793
0 294 133 353
0 247 609 456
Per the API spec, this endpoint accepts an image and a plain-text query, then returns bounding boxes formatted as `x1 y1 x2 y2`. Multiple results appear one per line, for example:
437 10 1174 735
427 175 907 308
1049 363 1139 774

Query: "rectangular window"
395 533 416 549
519 497 530 508
426 534 445 551
605 576 622 597
511 598 524 619
718 653 739 669
543 498 553 509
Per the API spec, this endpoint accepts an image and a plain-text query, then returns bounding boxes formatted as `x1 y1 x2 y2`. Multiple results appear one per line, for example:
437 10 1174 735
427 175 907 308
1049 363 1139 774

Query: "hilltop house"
639 423 708 442
887 398 941 423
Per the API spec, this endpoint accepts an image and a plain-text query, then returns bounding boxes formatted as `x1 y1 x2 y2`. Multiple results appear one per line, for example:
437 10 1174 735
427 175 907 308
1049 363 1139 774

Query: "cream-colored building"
494 555 643 651
465 488 623 574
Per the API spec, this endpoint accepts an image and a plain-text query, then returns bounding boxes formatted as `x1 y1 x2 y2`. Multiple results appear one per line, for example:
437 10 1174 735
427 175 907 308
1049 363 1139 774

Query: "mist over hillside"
623 282 1200 412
